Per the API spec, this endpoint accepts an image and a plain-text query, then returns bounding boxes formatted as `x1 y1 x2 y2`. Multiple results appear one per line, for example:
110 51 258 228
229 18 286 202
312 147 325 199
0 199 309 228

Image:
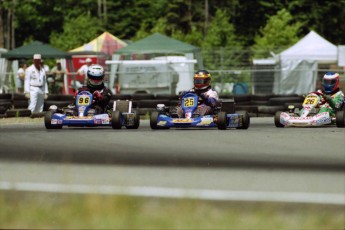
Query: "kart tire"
237 110 250 129
126 112 140 129
150 111 169 129
150 111 160 129
217 111 227 130
274 111 284 128
44 110 62 129
111 111 122 129
335 110 345 128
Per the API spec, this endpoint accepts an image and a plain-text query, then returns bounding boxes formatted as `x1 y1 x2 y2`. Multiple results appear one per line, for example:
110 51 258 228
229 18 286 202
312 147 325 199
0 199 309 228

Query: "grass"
0 191 343 229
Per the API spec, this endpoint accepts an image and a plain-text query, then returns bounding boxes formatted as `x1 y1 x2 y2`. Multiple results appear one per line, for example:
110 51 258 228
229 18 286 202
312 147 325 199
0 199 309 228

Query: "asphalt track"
0 117 344 205
0 117 344 170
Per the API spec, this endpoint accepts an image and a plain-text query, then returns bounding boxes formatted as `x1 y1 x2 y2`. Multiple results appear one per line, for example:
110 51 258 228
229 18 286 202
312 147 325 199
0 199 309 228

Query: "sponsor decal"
172 118 193 123
157 121 167 126
51 119 57 124
314 112 329 118
197 118 212 126
315 117 331 124
66 116 93 119
101 118 109 124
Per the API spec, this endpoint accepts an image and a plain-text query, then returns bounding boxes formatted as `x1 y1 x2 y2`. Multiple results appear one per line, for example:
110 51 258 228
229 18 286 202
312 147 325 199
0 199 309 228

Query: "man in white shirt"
77 57 92 85
24 54 48 113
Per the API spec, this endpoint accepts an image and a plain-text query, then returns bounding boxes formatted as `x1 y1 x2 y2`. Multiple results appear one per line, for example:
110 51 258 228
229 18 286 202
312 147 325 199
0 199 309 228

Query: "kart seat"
113 100 132 113
219 99 235 113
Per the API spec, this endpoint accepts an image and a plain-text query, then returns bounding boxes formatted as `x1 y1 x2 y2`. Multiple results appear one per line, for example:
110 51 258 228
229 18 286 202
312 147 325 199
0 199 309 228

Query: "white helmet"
87 64 104 86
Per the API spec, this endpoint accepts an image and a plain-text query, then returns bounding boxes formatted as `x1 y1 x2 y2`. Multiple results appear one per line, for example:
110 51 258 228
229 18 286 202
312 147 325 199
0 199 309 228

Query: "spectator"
77 58 92 85
16 61 27 93
24 54 49 113
50 59 68 94
40 59 50 73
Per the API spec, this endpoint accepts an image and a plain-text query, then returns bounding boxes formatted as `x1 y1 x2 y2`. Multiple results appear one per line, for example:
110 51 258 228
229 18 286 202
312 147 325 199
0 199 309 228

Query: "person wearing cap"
16 61 27 93
24 54 49 113
50 59 68 94
77 58 92 85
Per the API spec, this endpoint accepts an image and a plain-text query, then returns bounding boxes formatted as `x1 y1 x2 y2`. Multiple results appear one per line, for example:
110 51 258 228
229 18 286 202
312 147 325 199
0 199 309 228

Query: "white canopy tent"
274 31 338 94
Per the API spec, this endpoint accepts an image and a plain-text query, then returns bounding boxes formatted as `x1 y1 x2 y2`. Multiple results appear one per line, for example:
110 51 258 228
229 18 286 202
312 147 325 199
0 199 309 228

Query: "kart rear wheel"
335 109 345 127
274 111 284 128
217 112 227 130
237 110 250 129
126 112 140 129
111 111 122 129
44 110 62 129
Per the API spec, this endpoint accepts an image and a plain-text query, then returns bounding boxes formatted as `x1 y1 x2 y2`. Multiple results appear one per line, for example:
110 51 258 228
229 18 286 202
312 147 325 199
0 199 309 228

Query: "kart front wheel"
217 112 227 130
274 111 284 128
150 111 160 129
44 110 62 129
111 111 122 129
335 109 345 127
237 111 250 129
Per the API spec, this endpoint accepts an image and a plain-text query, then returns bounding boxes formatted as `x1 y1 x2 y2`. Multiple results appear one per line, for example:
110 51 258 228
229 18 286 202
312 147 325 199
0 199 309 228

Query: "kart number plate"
184 98 194 107
303 95 318 106
77 95 92 106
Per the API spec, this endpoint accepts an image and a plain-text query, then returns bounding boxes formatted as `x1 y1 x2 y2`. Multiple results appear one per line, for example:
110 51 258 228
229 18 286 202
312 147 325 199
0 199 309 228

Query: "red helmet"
194 70 211 90
322 72 340 94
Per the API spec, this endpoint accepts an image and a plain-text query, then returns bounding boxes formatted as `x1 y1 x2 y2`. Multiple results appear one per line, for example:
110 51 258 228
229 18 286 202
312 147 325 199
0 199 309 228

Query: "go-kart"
274 91 345 127
150 91 250 130
44 91 140 129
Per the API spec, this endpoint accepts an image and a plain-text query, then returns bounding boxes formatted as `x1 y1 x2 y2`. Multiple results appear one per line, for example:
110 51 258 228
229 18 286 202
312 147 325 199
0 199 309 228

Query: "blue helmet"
322 72 340 94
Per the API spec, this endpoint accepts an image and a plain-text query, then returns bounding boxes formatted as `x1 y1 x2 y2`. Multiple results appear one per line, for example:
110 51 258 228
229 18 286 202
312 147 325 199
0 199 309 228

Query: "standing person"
41 59 50 73
77 58 92 85
24 54 49 113
50 59 68 94
177 69 219 117
16 61 27 93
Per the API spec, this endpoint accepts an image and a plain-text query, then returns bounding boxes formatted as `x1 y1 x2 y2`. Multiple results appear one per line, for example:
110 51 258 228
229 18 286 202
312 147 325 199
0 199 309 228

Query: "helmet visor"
89 78 103 86
194 78 208 85
322 79 337 86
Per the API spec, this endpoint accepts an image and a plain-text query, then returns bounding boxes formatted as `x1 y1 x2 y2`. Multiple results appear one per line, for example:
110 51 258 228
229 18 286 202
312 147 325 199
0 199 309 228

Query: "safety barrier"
0 93 304 118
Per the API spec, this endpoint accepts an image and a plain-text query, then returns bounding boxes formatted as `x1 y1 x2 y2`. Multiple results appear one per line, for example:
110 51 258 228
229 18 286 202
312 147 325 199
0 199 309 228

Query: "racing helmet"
322 72 340 94
194 70 211 90
87 64 104 88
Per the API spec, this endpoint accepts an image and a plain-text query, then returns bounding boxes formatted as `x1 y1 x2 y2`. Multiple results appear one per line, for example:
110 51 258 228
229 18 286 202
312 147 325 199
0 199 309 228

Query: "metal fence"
1 67 344 95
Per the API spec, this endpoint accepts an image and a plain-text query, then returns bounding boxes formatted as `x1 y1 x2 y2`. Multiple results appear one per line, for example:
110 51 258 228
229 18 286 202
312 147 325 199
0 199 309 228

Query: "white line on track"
0 181 344 205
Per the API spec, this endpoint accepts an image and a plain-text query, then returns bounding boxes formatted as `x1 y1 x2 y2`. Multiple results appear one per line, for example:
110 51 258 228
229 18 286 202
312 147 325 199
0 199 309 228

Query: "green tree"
201 9 243 70
251 8 302 59
287 0 345 45
50 14 104 51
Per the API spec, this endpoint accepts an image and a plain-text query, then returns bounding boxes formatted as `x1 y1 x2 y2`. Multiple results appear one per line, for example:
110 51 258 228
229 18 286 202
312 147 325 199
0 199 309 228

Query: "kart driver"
72 64 112 114
177 69 219 117
316 72 344 116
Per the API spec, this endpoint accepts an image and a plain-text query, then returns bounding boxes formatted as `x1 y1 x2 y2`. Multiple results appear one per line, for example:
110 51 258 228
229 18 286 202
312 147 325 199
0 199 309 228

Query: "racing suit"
318 88 344 116
177 86 219 117
73 83 112 114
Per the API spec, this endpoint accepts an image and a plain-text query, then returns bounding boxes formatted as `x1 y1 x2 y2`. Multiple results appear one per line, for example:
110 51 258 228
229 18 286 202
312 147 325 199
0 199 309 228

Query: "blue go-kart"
150 91 250 130
44 91 139 129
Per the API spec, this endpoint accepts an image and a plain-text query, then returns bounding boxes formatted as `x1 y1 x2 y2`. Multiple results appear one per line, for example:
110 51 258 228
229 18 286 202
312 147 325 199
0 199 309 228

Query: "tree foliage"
50 14 104 51
1 0 344 60
252 8 302 58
